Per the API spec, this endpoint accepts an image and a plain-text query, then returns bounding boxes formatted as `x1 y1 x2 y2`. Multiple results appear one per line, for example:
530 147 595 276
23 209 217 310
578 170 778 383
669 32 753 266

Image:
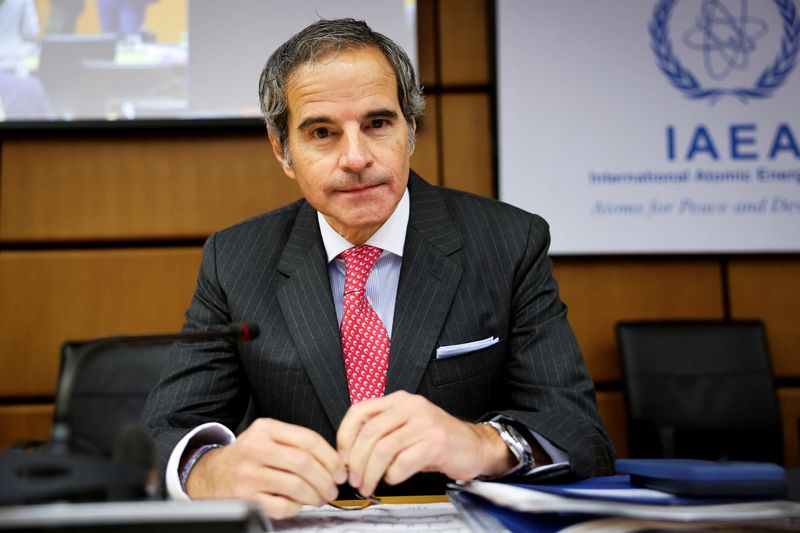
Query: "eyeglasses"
328 493 382 511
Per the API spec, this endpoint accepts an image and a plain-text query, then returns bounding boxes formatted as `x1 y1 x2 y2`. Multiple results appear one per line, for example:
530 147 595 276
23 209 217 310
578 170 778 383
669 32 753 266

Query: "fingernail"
349 472 360 488
335 468 347 485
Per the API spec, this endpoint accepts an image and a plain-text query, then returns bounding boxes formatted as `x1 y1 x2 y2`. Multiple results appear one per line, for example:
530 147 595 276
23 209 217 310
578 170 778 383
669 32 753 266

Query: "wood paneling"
729 257 800 378
410 96 440 185
440 93 493 197
0 404 53 450
778 388 800 469
438 0 490 86
0 248 202 397
0 133 299 241
417 0 438 87
596 391 628 459
553 258 725 383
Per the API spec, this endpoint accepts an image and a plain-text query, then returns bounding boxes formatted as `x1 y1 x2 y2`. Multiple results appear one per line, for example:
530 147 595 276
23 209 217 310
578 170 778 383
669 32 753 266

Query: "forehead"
284 46 400 124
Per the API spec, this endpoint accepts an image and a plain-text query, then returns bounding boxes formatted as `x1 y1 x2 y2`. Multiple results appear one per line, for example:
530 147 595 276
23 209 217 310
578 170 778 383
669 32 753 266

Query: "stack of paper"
452 475 800 532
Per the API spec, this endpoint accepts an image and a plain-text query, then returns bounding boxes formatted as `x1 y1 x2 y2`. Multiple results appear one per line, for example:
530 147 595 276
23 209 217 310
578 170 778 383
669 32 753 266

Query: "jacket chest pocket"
429 338 506 386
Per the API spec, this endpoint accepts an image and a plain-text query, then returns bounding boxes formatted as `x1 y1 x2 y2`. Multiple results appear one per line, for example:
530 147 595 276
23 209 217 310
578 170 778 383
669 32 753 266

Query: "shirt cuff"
485 415 570 476
165 422 236 500
529 430 569 466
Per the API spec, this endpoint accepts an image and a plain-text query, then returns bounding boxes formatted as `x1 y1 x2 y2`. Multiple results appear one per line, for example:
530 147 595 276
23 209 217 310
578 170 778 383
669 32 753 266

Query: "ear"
268 131 295 179
408 119 417 156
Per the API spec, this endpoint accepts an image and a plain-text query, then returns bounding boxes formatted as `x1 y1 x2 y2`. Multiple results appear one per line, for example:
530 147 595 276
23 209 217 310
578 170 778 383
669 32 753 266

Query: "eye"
369 119 387 129
313 128 330 139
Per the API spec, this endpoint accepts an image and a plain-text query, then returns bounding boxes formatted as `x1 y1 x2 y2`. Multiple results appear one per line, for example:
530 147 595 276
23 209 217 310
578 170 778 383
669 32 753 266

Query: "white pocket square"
435 336 499 359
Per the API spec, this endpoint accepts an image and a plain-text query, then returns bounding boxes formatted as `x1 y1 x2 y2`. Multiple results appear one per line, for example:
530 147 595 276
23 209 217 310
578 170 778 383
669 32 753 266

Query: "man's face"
269 46 414 244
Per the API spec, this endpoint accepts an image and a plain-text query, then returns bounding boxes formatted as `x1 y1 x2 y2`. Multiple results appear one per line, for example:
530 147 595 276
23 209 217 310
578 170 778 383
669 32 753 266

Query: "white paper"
459 481 800 522
271 502 470 532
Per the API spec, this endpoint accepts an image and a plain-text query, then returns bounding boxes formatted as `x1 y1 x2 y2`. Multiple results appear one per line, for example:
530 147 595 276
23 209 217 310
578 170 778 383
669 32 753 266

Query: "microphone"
0 323 259 505
108 424 157 501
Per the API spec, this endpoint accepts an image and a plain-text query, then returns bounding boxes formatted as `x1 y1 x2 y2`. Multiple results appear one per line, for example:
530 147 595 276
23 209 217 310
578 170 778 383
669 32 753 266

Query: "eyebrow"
296 108 399 131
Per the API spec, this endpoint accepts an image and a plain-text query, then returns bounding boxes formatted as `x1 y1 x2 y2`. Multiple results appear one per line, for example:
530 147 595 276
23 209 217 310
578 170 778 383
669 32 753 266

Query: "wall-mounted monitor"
0 0 417 127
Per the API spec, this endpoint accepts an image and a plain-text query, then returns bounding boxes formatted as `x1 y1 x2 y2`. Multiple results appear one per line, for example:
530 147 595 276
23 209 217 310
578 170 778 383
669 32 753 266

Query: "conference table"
0 494 469 532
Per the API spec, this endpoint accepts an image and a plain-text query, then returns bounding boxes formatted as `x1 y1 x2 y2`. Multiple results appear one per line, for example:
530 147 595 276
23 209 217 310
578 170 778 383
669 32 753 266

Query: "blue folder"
615 459 787 498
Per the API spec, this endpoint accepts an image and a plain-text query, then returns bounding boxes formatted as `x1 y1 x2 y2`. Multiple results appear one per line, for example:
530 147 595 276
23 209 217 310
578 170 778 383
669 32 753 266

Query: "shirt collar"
317 188 409 263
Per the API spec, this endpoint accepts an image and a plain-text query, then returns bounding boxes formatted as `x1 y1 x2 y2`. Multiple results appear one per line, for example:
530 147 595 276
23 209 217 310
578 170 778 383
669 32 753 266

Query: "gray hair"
258 18 425 164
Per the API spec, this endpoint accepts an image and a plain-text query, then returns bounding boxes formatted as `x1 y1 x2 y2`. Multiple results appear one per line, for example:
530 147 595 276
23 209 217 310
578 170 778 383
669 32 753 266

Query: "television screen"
0 0 417 126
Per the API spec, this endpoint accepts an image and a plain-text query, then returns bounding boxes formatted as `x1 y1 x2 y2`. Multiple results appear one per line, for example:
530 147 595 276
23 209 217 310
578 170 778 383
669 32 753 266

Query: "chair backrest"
616 320 783 463
57 340 257 457
58 342 172 457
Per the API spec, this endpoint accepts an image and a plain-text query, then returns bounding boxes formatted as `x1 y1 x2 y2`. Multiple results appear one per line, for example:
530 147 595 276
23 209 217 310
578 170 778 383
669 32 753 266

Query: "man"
142 18 615 519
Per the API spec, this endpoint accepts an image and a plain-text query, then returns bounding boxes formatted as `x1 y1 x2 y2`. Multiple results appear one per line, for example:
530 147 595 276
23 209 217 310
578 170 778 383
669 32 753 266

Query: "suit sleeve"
141 232 251 464
486 215 616 478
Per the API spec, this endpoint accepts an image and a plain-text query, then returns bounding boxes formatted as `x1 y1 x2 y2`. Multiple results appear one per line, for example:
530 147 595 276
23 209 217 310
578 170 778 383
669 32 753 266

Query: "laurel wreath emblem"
650 0 800 102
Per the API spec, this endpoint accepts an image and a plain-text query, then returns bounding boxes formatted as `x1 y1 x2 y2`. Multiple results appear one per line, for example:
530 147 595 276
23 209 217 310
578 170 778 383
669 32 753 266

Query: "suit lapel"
386 174 463 395
277 202 350 430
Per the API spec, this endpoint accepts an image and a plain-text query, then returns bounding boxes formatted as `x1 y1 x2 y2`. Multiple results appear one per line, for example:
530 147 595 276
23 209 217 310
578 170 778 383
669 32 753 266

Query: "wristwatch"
480 420 535 478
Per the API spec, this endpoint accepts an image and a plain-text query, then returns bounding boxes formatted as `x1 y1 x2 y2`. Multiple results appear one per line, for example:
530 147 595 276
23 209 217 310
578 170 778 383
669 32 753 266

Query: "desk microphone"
0 323 260 506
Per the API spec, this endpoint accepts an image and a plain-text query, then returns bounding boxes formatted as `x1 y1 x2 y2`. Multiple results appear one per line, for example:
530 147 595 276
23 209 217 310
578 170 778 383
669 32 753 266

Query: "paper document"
458 479 800 522
271 502 470 532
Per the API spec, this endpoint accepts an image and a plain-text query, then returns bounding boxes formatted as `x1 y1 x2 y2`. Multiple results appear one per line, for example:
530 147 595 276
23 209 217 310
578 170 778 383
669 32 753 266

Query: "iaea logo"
650 0 800 102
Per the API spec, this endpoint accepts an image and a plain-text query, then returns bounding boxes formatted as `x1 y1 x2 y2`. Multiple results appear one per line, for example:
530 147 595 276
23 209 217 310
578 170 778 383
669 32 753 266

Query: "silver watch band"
479 420 535 479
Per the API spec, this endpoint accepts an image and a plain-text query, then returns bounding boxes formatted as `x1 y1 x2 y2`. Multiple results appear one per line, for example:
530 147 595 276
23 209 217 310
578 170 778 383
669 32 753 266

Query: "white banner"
497 0 800 254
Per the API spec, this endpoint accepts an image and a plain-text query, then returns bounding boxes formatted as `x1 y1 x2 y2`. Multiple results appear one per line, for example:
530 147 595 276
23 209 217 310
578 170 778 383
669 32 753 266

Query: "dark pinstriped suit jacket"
143 172 615 487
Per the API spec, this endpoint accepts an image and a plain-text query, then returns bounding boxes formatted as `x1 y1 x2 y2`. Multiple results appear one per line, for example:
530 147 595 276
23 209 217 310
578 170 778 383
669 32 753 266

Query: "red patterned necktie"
339 245 390 404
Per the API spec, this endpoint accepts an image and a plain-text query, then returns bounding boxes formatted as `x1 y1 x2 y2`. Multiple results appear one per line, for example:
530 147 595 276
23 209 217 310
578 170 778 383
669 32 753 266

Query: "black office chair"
59 340 257 457
616 320 783 464
58 341 173 457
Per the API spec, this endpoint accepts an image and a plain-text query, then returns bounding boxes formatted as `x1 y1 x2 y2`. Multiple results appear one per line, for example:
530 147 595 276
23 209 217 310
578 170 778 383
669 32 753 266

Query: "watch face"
501 425 534 469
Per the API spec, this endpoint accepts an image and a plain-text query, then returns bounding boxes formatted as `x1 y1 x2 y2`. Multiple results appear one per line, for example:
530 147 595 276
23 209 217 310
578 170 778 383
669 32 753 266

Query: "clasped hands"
185 390 516 518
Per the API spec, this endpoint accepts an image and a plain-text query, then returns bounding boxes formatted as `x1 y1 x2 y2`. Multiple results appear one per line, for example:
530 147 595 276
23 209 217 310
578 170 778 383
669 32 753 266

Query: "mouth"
335 183 384 194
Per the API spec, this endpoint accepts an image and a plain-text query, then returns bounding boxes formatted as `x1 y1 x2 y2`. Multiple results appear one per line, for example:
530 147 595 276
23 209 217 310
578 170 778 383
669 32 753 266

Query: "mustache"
332 172 387 191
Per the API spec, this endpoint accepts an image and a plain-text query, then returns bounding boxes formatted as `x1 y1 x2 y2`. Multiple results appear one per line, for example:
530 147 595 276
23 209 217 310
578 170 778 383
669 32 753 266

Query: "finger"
255 418 347 484
359 423 422 497
345 403 408 490
382 440 433 487
337 394 393 460
250 465 330 506
252 493 302 520
261 442 341 503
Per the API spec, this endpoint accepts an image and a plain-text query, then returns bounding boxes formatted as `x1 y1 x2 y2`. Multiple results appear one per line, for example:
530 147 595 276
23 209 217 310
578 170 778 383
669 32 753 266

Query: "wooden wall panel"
1 129 441 243
0 405 53 450
0 133 299 241
438 0 490 85
779 388 800 469
553 258 725 383
729 257 800 378
596 391 628 459
440 94 493 197
410 96 440 185
417 0 438 87
0 248 201 397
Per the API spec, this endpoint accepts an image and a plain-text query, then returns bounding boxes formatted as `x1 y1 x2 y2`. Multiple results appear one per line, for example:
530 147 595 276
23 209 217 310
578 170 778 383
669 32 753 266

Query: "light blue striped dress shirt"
317 189 409 338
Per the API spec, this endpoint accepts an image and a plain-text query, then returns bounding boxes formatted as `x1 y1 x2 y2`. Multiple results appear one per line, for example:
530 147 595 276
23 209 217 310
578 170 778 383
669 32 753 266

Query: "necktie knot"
340 245 382 293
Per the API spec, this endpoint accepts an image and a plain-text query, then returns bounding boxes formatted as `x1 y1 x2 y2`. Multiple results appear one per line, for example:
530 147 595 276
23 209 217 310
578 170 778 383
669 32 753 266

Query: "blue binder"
615 459 787 498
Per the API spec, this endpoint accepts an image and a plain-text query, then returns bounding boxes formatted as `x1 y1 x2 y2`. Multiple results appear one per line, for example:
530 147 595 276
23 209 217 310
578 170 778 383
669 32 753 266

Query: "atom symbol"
682 0 768 81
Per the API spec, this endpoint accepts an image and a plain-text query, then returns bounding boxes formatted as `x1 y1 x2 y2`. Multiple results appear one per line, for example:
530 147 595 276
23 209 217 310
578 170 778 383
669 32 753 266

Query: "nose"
339 127 373 173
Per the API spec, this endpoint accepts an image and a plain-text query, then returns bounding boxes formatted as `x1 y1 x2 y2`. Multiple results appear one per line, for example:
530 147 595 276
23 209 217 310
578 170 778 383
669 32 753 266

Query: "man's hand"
336 391 518 497
186 418 347 519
